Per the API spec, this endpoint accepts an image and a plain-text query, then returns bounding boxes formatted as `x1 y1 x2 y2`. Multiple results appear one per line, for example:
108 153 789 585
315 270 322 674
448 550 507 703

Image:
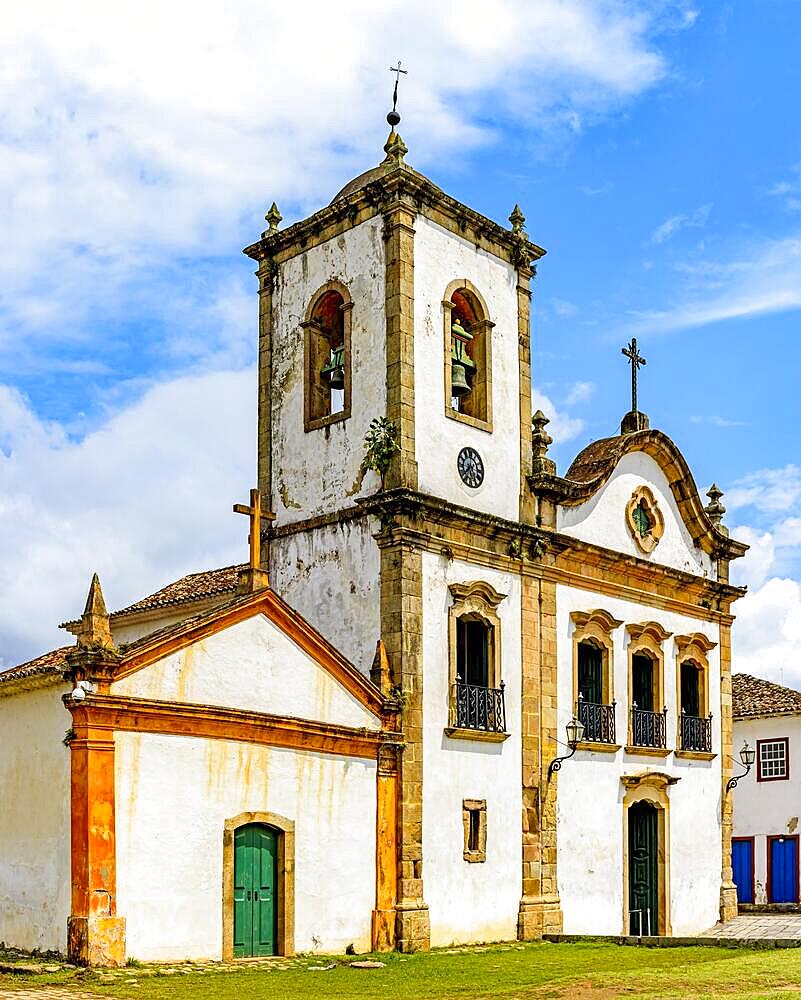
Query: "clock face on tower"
457 447 484 488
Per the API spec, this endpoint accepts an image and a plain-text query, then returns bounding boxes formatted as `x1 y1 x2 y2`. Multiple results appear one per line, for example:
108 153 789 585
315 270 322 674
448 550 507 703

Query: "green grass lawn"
3 942 801 1000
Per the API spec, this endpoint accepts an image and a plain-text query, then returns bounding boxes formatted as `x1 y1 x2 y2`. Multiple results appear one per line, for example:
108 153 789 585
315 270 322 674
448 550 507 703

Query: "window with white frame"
757 738 789 782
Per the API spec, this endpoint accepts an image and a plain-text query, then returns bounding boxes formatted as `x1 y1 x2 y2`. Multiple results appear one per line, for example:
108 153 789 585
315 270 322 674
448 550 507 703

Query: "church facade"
0 125 747 965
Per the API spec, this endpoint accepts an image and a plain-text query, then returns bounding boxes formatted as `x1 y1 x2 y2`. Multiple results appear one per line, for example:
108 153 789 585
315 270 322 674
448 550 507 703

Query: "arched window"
626 621 671 752
442 280 494 431
674 632 716 756
570 609 622 747
302 282 352 431
446 581 507 738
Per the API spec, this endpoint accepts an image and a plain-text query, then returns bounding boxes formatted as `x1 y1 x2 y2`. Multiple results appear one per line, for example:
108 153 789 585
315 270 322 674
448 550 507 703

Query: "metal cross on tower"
622 337 647 414
387 61 408 126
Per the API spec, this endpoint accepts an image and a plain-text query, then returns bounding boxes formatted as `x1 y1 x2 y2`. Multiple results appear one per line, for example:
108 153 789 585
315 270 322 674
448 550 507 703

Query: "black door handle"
247 890 252 901
254 890 259 901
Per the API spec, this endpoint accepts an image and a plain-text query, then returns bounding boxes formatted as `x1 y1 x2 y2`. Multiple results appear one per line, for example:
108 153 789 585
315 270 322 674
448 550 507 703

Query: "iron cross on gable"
622 337 647 414
233 489 276 570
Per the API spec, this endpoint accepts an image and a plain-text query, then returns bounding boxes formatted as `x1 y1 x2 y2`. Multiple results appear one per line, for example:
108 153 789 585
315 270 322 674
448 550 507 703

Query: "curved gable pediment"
536 429 747 573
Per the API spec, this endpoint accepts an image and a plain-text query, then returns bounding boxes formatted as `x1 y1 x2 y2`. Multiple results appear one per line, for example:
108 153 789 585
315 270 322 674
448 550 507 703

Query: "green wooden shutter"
632 655 654 711
680 663 700 717
233 826 254 957
253 827 278 956
628 802 659 935
578 643 602 704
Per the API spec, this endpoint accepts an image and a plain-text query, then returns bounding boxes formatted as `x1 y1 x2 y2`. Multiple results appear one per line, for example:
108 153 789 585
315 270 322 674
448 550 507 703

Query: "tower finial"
531 410 557 476
387 60 408 128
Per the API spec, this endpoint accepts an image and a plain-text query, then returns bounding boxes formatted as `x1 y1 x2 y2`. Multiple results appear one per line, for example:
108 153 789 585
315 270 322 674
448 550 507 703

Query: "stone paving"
702 914 801 939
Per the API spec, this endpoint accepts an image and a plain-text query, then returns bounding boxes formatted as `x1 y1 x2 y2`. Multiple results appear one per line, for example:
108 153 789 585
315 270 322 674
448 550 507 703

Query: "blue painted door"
732 839 754 904
769 837 799 903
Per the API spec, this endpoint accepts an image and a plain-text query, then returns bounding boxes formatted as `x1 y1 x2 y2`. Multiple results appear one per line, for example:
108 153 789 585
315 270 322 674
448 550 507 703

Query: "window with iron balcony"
570 610 623 749
626 622 671 753
445 581 508 741
674 633 716 756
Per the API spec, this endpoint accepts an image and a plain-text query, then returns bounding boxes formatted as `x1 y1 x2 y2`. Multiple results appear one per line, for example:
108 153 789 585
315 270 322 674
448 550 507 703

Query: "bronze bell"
321 346 345 390
451 360 470 396
451 318 475 397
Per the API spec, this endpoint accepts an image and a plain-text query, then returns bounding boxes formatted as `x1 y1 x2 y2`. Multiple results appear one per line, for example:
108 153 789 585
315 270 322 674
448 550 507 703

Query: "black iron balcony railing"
681 711 712 752
453 681 507 733
577 697 616 744
631 706 667 749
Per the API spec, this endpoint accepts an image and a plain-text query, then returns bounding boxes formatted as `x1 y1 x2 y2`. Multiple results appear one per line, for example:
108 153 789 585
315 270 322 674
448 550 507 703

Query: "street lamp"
548 715 586 780
726 741 756 793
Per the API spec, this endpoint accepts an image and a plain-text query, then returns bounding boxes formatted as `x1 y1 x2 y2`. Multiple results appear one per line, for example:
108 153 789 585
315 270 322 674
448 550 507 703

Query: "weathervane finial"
387 61 408 128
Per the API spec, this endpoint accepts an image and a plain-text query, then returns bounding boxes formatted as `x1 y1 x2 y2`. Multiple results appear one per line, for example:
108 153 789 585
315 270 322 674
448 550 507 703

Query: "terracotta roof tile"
0 646 71 685
733 673 801 719
565 435 623 484
112 563 245 617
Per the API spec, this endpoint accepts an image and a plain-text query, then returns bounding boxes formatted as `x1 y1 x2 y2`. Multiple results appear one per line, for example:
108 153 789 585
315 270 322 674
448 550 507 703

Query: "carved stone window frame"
626 622 672 753
442 278 494 433
674 632 717 757
302 280 353 432
626 485 665 554
570 609 623 714
447 581 507 740
463 798 487 863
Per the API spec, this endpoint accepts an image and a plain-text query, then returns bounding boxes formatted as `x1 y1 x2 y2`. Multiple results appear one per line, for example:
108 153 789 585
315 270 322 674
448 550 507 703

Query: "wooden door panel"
628 802 659 935
233 826 254 957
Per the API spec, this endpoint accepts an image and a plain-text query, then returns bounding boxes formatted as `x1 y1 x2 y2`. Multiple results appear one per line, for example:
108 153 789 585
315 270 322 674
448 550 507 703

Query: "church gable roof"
0 646 71 692
535 428 747 562
112 585 386 719
733 673 801 720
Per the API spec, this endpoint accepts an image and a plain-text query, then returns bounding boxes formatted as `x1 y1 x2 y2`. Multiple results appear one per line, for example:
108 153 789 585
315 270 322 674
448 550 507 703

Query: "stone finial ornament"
705 483 728 535
264 202 282 235
509 204 526 235
531 409 557 476
383 129 408 167
76 573 113 649
371 639 393 695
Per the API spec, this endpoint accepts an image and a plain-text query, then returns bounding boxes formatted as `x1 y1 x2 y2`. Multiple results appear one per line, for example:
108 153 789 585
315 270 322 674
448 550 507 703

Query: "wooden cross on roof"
622 337 646 414
233 489 276 571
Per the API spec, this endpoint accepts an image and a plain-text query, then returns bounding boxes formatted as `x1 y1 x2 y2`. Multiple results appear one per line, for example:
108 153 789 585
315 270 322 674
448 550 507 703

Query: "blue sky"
1 0 800 680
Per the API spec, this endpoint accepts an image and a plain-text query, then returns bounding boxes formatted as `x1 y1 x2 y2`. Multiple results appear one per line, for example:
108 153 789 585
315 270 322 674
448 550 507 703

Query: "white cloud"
0 0 673 371
531 389 585 444
565 380 596 405
727 465 801 515
688 414 746 428
0 372 254 669
651 202 712 244
733 578 801 690
627 235 801 335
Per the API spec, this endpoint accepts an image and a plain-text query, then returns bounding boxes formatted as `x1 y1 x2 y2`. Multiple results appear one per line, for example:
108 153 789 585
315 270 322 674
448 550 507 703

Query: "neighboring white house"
0 121 749 966
732 673 801 906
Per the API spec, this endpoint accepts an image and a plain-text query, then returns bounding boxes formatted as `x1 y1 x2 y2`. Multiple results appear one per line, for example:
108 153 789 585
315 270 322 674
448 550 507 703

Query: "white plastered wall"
115 732 376 960
555 585 722 936
413 216 520 521
421 552 522 945
270 516 381 678
270 217 385 522
0 682 72 952
733 714 801 902
111 614 380 731
557 452 714 578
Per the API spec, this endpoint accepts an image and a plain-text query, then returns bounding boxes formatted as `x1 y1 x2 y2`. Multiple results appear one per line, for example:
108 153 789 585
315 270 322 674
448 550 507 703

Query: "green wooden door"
628 801 659 935
233 824 278 957
577 642 603 704
632 654 654 711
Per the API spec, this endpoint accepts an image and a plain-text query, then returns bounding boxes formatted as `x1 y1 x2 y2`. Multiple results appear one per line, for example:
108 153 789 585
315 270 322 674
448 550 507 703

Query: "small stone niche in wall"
463 798 487 863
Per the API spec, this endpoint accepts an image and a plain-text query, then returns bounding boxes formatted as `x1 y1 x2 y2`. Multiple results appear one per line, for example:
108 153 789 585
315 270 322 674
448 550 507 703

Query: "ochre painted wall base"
67 915 126 967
